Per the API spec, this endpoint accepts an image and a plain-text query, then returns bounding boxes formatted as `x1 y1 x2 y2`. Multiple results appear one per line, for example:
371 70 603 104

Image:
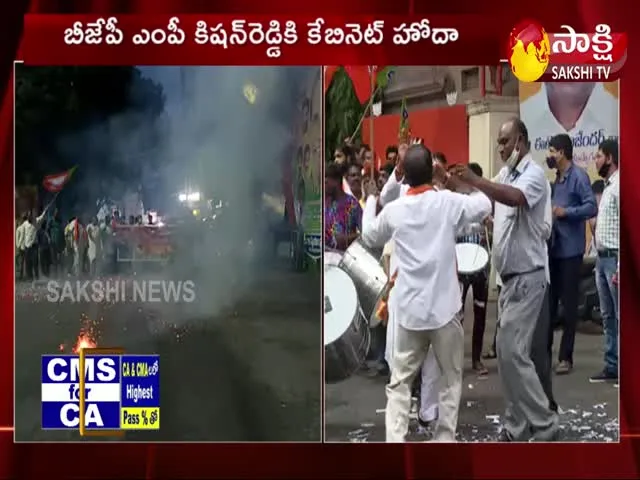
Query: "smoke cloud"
157 66 316 320
42 66 318 330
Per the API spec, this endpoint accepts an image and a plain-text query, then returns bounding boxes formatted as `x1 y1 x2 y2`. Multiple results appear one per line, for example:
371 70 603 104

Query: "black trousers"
24 245 39 280
549 255 583 364
460 271 489 364
39 247 51 277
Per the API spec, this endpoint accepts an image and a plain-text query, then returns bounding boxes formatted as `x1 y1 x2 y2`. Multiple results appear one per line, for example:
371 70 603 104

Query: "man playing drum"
362 144 491 442
453 162 491 376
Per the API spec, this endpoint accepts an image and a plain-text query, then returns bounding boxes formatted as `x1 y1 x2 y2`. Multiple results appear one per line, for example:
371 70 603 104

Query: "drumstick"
484 225 492 257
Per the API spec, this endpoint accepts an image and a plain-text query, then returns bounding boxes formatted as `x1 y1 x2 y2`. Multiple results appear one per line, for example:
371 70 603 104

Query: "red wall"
361 105 469 169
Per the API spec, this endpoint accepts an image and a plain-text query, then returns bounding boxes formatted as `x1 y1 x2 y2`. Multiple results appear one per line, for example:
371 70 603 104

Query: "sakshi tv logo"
507 20 627 83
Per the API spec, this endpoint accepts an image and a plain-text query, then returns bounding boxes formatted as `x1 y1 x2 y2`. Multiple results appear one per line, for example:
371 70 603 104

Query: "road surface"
15 259 321 442
325 299 618 443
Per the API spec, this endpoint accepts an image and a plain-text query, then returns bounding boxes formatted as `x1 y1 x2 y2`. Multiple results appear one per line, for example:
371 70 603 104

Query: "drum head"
456 243 490 275
324 266 359 346
324 250 343 268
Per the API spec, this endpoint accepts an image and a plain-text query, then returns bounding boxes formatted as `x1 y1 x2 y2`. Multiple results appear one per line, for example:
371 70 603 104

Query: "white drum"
324 266 370 383
455 243 490 277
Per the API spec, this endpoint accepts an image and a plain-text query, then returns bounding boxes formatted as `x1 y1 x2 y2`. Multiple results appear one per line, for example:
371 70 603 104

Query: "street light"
178 191 201 203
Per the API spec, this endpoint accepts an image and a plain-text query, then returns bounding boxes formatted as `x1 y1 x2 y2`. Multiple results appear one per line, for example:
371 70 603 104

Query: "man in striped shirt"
590 139 619 385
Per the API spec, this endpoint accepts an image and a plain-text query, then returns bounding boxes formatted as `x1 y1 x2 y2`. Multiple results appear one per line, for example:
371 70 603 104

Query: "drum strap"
375 184 433 324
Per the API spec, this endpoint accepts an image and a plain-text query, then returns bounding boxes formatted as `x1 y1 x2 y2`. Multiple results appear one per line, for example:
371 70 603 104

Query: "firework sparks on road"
72 333 97 353
58 314 100 353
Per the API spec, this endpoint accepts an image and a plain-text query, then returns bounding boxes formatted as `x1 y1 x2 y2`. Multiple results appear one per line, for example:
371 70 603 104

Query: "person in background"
590 139 619 385
346 163 365 209
455 162 491 376
365 162 396 379
334 143 358 196
48 210 65 277
128 215 135 225
101 215 114 274
386 145 399 166
587 180 605 257
37 220 51 278
335 143 357 166
65 216 88 277
324 162 362 251
358 144 372 168
15 213 29 280
378 163 395 192
112 210 121 228
20 210 47 282
87 216 102 276
546 133 597 375
432 152 448 190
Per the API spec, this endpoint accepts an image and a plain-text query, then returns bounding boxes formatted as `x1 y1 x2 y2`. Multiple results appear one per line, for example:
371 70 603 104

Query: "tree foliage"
324 68 365 163
323 67 394 163
15 66 166 203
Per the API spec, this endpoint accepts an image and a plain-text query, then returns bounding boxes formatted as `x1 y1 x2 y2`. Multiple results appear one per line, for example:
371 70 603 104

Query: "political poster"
519 81 619 181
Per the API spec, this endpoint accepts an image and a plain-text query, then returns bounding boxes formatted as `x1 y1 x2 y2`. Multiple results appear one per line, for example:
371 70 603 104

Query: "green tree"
324 68 365 163
15 66 165 191
324 67 394 163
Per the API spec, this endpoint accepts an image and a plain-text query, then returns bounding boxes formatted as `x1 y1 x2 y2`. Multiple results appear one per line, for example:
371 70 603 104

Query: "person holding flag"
43 165 80 274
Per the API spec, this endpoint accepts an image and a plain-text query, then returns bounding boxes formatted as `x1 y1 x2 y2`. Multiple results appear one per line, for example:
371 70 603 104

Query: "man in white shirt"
378 142 440 427
362 144 491 442
15 213 29 280
16 210 47 281
87 217 102 276
452 118 559 441
590 139 619 385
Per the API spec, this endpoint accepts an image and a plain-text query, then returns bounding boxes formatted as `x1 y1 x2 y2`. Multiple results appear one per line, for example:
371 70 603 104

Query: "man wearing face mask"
546 134 597 375
590 139 619 386
451 118 559 441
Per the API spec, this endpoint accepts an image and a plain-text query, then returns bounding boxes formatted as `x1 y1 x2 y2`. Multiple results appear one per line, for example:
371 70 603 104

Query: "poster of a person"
519 82 618 180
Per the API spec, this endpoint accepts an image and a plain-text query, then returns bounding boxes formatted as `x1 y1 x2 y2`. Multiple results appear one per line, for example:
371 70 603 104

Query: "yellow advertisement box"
120 407 160 430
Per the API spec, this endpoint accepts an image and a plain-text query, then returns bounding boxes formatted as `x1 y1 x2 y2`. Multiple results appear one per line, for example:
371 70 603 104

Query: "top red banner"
21 14 626 73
